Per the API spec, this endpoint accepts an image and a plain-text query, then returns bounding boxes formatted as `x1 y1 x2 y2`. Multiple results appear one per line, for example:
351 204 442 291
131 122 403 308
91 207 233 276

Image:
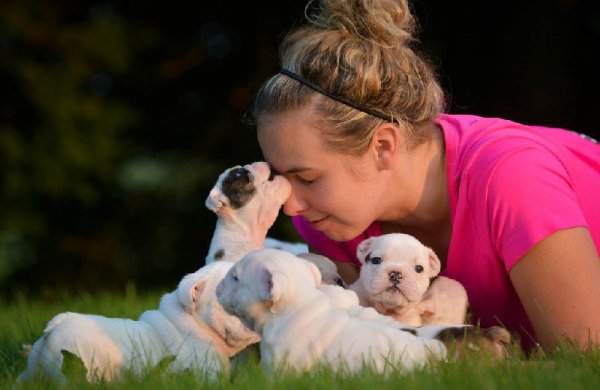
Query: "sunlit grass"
2 290 600 389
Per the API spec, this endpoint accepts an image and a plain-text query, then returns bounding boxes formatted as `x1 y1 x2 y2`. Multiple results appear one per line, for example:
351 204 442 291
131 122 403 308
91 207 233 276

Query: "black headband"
278 68 397 123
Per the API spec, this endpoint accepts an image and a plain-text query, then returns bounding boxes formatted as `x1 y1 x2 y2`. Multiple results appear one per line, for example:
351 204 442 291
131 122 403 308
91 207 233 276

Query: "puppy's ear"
258 267 287 313
305 261 322 287
356 237 376 264
205 188 228 213
426 247 441 277
178 272 209 313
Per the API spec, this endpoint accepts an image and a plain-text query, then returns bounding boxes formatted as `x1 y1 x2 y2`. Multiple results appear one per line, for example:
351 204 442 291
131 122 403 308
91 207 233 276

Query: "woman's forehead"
257 110 331 171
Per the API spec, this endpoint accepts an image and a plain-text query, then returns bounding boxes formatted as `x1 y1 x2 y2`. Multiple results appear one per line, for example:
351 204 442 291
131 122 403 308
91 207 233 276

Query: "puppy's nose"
389 271 402 284
268 168 276 181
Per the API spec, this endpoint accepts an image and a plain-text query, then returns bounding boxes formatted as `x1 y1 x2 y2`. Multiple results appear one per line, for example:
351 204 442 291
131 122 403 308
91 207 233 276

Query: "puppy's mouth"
237 312 257 331
376 283 410 303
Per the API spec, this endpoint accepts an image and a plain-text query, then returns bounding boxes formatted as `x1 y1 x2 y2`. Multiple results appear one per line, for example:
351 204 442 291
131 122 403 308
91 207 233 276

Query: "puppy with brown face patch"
350 234 469 327
205 162 292 264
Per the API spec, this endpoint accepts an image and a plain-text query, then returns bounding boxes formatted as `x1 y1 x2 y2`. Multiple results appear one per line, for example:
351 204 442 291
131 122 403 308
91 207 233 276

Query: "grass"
2 288 600 389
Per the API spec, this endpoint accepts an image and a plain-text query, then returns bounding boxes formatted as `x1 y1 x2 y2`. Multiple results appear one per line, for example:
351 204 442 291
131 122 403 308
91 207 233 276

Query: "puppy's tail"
15 313 76 385
15 337 49 384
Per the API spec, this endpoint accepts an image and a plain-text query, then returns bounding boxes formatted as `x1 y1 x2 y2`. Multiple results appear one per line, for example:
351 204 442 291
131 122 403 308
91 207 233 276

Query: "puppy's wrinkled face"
205 162 291 225
216 249 321 332
356 234 441 312
177 262 260 348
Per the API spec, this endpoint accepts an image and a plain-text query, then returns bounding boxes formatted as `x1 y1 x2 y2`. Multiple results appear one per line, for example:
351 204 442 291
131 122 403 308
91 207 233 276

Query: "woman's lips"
309 215 329 229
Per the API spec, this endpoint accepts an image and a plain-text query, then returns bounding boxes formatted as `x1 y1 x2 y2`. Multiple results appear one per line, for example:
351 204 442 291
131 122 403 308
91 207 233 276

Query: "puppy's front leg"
416 299 436 323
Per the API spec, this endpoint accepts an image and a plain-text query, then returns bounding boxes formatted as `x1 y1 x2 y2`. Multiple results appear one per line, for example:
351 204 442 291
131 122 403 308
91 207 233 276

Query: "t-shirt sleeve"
473 146 588 271
291 216 354 263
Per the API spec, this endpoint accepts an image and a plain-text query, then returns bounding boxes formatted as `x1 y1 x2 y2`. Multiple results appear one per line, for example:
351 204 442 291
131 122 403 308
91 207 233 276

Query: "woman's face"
257 104 389 241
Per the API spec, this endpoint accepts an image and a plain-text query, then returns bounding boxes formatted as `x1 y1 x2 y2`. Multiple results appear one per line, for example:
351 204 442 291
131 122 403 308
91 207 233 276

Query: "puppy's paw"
435 325 513 360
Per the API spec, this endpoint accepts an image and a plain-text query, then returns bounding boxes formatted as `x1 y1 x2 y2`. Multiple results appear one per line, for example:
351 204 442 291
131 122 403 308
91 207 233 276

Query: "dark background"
1 0 598 296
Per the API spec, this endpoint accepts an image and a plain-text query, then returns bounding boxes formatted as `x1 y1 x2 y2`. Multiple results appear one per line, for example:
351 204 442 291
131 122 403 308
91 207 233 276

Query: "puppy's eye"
335 278 344 287
370 257 382 265
232 274 239 282
415 265 424 273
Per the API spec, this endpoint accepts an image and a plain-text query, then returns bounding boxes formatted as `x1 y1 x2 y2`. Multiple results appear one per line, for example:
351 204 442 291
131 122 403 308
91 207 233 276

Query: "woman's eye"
297 176 316 185
415 265 424 273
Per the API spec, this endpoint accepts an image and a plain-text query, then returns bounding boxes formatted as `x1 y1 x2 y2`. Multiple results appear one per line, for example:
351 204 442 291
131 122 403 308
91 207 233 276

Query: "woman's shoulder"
437 113 598 178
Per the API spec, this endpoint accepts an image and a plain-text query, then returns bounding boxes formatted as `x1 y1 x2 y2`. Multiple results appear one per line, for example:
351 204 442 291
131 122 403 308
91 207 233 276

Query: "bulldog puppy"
297 253 346 287
205 162 291 264
350 234 468 327
17 262 259 384
264 237 308 255
408 324 512 360
216 248 447 375
297 252 359 309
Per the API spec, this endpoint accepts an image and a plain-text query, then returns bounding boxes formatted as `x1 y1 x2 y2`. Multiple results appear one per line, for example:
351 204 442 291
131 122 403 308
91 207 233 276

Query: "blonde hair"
251 0 445 155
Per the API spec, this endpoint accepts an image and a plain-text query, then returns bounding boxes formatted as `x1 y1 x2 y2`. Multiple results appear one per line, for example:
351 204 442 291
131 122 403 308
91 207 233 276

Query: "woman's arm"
509 227 600 351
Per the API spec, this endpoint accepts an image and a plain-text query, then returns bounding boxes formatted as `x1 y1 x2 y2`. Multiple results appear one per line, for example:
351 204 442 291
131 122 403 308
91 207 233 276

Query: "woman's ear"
371 123 399 171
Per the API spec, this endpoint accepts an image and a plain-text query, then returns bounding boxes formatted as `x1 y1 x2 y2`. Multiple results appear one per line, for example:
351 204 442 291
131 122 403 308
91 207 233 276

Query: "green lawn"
2 288 600 389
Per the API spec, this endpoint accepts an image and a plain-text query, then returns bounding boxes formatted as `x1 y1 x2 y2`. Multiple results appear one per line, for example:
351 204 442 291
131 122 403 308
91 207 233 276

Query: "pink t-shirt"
293 114 600 350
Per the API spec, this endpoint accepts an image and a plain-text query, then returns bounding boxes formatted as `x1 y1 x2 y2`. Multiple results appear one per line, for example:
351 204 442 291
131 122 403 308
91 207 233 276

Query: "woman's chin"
320 225 364 242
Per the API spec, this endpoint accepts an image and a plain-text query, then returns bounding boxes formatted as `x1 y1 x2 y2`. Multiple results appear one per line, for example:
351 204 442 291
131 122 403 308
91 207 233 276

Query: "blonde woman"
251 0 600 353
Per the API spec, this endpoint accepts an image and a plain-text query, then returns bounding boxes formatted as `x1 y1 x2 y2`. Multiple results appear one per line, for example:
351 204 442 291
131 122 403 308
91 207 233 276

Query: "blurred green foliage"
0 1 301 294
0 0 597 295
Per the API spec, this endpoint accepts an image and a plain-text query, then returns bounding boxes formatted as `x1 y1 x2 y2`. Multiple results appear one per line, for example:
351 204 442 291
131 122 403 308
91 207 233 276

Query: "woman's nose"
282 188 307 216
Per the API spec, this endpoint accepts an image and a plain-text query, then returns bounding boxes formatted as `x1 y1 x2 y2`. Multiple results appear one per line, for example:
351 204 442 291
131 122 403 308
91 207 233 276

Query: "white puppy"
17 262 259 384
297 252 359 309
204 162 291 264
297 253 345 287
264 237 308 255
216 248 448 375
350 234 468 327
205 162 356 310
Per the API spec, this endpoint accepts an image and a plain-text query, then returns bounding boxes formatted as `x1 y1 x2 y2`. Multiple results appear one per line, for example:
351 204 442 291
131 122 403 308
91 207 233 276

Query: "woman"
252 0 600 352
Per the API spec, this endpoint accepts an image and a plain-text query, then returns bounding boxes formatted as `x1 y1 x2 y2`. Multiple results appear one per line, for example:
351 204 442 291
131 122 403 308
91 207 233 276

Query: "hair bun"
306 0 416 48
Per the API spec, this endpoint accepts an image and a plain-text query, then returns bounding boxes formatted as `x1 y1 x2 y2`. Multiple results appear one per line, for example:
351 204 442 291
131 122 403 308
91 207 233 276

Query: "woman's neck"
386 123 449 231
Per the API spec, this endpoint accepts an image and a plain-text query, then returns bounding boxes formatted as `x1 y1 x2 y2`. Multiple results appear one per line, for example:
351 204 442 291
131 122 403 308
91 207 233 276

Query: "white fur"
298 253 346 287
216 249 447 374
350 234 468 326
17 262 259 384
264 237 308 255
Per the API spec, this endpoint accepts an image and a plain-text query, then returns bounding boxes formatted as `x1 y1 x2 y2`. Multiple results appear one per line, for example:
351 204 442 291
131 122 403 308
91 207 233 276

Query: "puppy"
297 253 346 287
17 262 259 384
350 234 468 326
264 237 308 255
204 162 291 263
205 162 356 309
216 248 448 375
